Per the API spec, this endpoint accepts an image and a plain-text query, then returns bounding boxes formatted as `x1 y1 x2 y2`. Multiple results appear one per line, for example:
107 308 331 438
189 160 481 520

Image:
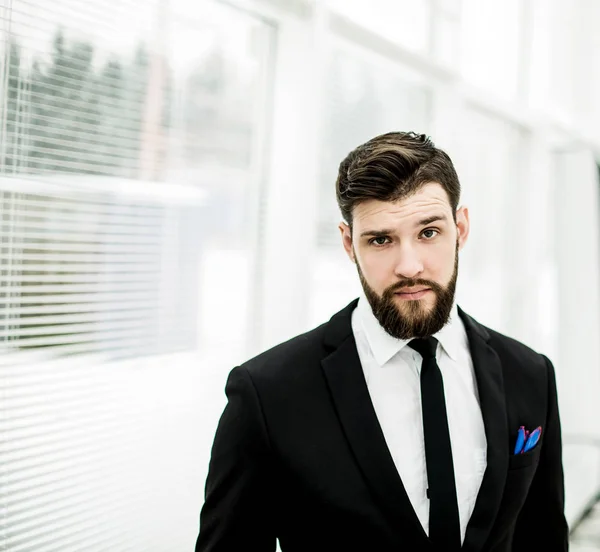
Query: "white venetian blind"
0 0 274 550
0 0 202 359
0 179 202 358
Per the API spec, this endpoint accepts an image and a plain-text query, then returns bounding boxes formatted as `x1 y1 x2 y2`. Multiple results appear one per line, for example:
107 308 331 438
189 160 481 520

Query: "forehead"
352 182 453 229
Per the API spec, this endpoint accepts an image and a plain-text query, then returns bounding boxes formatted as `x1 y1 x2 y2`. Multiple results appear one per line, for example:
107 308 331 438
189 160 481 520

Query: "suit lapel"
459 308 509 552
320 300 430 544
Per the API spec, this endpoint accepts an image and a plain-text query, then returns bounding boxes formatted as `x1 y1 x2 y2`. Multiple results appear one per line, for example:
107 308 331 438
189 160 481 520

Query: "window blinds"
0 181 202 359
0 0 204 359
0 0 230 550
1 0 275 548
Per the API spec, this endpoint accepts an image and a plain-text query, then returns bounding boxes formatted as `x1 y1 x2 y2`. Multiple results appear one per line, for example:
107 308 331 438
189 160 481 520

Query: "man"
196 132 568 551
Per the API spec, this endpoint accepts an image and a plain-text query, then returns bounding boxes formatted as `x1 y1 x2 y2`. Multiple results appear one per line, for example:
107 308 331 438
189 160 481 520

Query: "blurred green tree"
1 28 165 178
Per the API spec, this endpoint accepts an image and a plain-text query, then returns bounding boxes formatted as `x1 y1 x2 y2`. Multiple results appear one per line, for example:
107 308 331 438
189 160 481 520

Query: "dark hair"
336 131 461 228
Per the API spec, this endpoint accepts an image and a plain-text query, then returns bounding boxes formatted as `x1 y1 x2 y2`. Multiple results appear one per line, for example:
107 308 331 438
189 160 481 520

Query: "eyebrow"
418 214 448 226
359 214 448 238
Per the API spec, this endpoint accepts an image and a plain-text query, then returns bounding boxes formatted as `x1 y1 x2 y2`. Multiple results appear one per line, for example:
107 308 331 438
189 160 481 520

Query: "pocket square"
514 425 542 454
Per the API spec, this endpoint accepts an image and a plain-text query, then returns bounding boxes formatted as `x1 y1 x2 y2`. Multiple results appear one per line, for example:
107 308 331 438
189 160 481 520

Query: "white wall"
553 148 600 522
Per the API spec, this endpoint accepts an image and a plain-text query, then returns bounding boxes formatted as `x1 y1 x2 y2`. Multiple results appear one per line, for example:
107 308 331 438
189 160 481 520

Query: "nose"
393 243 424 280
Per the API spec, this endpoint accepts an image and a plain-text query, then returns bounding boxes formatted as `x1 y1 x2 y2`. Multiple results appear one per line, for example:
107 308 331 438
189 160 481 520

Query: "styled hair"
335 131 461 228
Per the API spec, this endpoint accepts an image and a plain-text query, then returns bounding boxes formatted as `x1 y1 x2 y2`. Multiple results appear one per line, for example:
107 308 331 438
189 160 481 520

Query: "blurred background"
1 0 600 550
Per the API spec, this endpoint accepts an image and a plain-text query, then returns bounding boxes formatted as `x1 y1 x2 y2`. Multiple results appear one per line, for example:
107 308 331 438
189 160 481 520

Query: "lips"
394 288 431 300
395 287 431 294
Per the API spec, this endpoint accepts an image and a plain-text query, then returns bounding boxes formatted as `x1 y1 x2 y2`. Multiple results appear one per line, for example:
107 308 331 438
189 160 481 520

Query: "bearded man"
195 132 568 552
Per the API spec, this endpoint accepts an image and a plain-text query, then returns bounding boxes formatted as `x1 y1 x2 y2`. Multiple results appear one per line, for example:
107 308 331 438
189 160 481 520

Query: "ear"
338 222 355 263
456 206 470 250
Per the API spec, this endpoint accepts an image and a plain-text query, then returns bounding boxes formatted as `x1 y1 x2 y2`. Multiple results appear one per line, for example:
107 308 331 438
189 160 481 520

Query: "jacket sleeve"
195 366 277 552
512 355 569 551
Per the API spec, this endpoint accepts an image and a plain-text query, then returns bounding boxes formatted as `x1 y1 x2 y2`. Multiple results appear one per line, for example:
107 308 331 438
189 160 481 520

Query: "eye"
421 228 439 239
369 236 390 247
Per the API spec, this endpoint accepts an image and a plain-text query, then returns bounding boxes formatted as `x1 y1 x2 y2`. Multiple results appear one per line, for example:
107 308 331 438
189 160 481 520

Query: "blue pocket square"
514 426 542 454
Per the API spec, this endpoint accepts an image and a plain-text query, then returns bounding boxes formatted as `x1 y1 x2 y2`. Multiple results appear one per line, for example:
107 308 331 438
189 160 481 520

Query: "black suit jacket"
196 299 568 551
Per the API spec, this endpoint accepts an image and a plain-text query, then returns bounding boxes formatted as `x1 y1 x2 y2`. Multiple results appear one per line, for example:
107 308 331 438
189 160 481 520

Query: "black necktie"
409 337 461 550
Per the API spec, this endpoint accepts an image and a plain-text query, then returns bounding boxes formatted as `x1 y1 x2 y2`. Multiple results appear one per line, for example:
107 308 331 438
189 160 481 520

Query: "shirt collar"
356 292 464 367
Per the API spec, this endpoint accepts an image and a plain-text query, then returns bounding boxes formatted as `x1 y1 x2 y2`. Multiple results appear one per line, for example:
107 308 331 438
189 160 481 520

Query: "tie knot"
408 337 438 360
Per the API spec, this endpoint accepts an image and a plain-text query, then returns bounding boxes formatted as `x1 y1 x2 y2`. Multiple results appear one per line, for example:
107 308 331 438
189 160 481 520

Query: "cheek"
427 247 456 279
359 251 396 284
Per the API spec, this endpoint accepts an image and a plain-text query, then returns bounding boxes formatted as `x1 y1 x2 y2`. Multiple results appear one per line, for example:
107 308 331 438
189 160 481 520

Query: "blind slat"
0 231 164 244
0 291 160 304
0 272 155 281
1 262 159 273
0 274 157 283
0 255 160 264
1 323 157 347
3 196 164 217
0 282 158 294
1 217 162 234
0 241 161 252
1 309 157 326
3 302 157 316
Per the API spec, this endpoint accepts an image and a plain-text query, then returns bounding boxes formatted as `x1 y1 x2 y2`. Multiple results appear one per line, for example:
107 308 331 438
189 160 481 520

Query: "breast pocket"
508 442 542 470
498 444 542 526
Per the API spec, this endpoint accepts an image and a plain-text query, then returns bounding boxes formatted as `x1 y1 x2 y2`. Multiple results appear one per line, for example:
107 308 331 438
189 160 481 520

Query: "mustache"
384 279 444 296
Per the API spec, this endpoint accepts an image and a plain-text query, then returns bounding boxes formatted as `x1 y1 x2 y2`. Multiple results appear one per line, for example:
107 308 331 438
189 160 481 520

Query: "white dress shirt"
351 294 487 543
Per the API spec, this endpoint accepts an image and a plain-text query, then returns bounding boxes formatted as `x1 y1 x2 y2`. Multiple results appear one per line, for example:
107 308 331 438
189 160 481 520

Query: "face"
339 182 470 339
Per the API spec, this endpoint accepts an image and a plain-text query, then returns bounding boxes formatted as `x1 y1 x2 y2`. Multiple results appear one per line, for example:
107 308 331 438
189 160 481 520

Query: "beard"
356 241 459 340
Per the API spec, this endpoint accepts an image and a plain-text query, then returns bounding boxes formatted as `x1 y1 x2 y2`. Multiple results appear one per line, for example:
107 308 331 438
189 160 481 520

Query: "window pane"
328 0 432 54
433 15 460 67
460 0 521 100
529 0 600 129
452 109 524 334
